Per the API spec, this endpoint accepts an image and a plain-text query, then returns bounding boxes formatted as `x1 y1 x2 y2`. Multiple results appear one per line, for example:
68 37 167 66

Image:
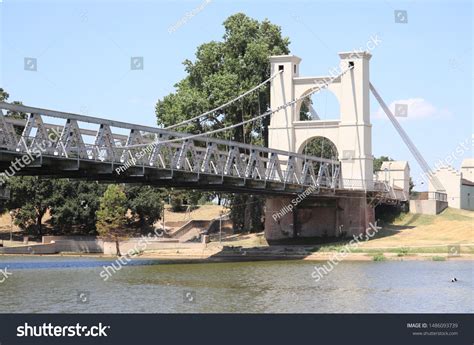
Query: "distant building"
461 158 474 182
428 158 474 211
375 161 410 200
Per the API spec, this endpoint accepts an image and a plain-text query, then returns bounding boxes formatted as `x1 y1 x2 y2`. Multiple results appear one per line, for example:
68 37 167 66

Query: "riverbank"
2 243 473 262
133 205 474 262
1 207 472 263
136 239 474 262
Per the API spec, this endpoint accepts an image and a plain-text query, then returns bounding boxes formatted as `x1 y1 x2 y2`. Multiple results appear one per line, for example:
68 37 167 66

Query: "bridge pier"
264 194 375 243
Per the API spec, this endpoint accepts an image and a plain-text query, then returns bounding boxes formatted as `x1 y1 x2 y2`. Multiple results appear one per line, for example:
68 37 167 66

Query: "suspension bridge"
0 51 440 241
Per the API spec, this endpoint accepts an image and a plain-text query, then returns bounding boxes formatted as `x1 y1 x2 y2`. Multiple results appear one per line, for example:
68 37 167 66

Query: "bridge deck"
0 150 362 198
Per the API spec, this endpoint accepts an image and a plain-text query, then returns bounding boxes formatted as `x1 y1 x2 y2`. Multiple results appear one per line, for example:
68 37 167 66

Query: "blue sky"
0 0 472 190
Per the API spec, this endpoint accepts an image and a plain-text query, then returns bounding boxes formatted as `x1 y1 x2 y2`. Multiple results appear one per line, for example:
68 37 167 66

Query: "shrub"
396 247 409 257
373 253 386 261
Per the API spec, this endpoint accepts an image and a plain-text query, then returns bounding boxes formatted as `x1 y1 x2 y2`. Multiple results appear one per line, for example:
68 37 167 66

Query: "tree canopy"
96 184 128 255
373 156 393 172
6 177 56 236
125 185 163 227
4 177 106 236
50 180 106 234
0 88 26 121
156 13 290 145
302 137 338 160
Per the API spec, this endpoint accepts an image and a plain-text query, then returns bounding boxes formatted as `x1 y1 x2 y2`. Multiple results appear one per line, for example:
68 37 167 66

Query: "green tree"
6 177 57 237
50 180 106 234
96 185 128 256
409 178 415 194
373 156 392 172
302 137 338 159
229 194 264 233
0 88 9 102
155 13 290 232
300 137 338 176
0 88 27 120
299 99 313 121
125 185 163 227
156 14 289 145
170 192 186 212
168 190 202 212
6 177 105 236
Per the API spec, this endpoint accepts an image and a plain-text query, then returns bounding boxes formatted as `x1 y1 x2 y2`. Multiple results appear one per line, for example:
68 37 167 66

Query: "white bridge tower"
268 52 374 190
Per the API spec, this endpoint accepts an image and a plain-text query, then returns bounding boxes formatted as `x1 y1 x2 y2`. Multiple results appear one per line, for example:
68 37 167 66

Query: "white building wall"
460 158 474 183
429 167 461 209
375 161 410 198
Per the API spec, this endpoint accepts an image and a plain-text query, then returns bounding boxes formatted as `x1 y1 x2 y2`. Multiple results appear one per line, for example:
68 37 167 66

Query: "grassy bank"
213 207 473 259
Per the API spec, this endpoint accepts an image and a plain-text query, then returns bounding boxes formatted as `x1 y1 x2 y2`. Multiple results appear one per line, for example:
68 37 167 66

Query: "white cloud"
374 98 452 120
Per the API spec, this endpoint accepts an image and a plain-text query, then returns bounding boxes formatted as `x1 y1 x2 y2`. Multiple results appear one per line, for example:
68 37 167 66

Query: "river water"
0 256 472 313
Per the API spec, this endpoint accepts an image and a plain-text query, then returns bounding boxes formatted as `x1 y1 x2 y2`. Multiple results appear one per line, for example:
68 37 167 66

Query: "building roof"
461 158 474 168
432 165 461 177
461 178 474 187
269 55 302 64
380 161 409 171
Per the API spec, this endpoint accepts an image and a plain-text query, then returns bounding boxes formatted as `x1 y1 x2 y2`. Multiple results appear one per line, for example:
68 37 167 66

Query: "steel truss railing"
0 102 343 190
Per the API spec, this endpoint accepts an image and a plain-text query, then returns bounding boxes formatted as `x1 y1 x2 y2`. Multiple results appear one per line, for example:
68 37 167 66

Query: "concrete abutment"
264 195 375 243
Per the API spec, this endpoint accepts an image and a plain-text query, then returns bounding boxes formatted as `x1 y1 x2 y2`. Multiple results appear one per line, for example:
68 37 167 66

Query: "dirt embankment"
140 208 474 262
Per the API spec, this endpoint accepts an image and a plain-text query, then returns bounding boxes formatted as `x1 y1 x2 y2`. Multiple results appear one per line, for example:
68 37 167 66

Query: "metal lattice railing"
0 102 342 190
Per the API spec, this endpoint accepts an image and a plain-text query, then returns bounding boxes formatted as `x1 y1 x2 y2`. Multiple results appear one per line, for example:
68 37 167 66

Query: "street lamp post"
219 211 222 243
9 210 14 244
162 201 166 233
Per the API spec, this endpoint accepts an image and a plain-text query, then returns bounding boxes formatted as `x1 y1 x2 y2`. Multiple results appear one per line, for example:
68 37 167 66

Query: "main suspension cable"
125 65 353 149
164 69 283 130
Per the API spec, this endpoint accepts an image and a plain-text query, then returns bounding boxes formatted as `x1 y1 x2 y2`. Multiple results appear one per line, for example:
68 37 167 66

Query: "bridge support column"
264 196 297 242
264 195 375 243
335 195 375 238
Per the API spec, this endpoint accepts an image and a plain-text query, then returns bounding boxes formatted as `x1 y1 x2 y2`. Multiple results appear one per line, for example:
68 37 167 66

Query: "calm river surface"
0 256 472 313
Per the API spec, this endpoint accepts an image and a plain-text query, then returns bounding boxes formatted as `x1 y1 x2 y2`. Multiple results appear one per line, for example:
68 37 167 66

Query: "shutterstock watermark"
272 184 320 222
0 267 13 283
311 222 381 282
0 129 60 186
168 0 212 34
99 229 164 281
17 322 110 337
311 34 382 91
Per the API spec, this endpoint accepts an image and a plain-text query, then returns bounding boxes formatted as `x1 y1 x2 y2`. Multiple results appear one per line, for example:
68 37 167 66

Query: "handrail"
0 102 338 165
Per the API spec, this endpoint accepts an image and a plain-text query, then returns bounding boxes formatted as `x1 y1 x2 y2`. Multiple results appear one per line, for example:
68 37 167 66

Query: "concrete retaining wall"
53 240 103 253
102 239 204 255
409 199 448 215
0 239 104 254
0 236 204 255
0 243 57 254
170 220 210 239
42 236 99 244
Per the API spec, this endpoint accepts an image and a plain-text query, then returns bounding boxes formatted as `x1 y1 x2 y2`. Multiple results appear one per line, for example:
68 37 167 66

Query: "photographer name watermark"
272 184 320 222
